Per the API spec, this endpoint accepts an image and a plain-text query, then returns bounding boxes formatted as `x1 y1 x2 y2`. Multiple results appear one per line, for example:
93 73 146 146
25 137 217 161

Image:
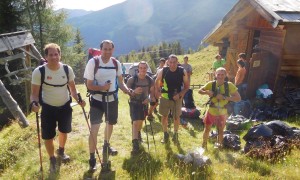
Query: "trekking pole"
30 102 43 180
144 105 150 153
148 118 156 153
104 80 111 171
78 93 102 164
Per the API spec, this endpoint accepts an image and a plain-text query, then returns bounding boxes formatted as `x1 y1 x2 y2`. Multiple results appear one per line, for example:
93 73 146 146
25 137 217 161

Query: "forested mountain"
67 0 238 55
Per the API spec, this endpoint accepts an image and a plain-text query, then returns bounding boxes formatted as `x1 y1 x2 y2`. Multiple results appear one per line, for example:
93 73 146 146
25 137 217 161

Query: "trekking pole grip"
78 93 82 103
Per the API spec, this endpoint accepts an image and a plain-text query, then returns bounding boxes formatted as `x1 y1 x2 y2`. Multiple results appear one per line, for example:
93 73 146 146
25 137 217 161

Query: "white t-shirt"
31 63 75 106
83 56 122 102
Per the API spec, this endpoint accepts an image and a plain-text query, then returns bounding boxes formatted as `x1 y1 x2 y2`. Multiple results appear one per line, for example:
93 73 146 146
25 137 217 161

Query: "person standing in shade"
198 67 240 149
84 40 131 171
127 61 155 155
235 60 246 99
155 54 189 144
30 43 86 173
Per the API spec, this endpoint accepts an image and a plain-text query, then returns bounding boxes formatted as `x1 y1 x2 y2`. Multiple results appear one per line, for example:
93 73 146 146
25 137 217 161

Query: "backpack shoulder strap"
111 57 118 72
131 75 138 90
212 80 217 97
224 81 229 97
39 65 45 85
63 64 69 82
93 57 100 76
146 74 152 91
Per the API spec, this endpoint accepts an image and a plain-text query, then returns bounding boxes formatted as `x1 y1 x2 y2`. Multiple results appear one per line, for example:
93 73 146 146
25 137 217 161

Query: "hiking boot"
131 139 140 155
147 114 154 121
172 132 179 144
161 132 169 144
103 142 118 157
89 158 97 172
49 156 56 173
138 131 143 143
56 149 70 163
101 161 111 173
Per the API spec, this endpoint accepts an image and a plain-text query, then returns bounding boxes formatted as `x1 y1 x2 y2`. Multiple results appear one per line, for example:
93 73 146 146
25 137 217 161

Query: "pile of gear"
209 130 242 151
243 120 300 162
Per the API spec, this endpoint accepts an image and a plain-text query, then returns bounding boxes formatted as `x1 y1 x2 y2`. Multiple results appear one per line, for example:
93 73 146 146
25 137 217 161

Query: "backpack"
205 80 229 105
183 89 196 108
38 64 69 104
131 74 152 92
85 57 118 97
212 80 229 97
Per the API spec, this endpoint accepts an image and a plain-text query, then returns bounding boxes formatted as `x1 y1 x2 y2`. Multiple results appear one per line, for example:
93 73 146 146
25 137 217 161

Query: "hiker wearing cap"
148 58 166 120
198 67 241 149
155 54 189 144
83 40 131 171
30 43 86 173
126 61 155 155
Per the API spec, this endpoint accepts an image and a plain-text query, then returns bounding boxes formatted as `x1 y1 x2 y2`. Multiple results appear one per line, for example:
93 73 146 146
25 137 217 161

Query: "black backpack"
38 64 69 104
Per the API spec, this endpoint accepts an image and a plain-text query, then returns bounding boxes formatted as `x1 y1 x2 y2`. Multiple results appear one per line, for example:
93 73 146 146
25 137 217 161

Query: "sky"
53 0 127 11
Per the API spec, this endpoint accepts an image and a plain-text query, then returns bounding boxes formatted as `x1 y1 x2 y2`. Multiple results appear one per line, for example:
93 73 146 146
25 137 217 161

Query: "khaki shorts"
159 97 182 118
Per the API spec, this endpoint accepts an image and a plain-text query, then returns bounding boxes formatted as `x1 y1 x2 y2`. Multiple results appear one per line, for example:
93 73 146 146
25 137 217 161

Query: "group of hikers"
30 39 241 174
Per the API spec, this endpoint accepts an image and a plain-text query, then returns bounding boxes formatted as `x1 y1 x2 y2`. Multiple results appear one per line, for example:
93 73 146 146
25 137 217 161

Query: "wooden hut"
0 31 42 127
202 0 300 99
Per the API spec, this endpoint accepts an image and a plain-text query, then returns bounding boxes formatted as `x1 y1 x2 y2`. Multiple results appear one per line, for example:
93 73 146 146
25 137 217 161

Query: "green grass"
1 46 300 179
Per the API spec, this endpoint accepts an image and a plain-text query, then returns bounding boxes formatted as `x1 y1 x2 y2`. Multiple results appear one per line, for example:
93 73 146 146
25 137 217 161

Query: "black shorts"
41 100 72 140
129 102 147 121
89 97 118 125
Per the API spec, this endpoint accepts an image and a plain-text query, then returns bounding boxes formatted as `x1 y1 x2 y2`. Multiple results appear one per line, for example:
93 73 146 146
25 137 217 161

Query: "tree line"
0 0 199 125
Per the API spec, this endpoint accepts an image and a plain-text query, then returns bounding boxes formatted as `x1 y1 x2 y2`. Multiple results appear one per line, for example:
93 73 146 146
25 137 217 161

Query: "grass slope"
1 47 300 179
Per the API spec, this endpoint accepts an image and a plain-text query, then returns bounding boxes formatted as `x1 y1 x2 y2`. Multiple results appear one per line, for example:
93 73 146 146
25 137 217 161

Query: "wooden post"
0 80 29 127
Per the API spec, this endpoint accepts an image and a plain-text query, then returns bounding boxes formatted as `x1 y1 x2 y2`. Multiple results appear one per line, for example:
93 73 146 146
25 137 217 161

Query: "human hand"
134 87 143 94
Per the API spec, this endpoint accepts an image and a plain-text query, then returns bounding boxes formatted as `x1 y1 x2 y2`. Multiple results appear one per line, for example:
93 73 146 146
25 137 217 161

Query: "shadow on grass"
224 153 271 176
122 148 162 179
143 120 161 136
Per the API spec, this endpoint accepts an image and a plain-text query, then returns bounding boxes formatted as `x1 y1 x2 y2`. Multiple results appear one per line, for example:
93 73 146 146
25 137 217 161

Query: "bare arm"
177 70 189 99
68 80 86 107
155 69 163 99
117 75 130 94
30 84 41 112
198 86 214 97
225 91 241 102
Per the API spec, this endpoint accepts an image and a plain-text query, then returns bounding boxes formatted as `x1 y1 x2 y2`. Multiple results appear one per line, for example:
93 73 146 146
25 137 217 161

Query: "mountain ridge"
66 0 238 55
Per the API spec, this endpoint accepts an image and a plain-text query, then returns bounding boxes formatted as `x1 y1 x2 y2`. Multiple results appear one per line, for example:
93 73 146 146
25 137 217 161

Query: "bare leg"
89 124 100 153
45 139 55 157
58 132 67 148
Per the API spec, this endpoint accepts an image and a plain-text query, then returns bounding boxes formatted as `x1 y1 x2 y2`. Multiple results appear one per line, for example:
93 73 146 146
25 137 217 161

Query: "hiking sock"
58 147 64 155
90 153 95 160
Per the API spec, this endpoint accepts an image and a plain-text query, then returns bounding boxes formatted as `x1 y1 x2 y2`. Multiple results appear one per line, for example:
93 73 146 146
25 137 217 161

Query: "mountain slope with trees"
67 0 238 55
